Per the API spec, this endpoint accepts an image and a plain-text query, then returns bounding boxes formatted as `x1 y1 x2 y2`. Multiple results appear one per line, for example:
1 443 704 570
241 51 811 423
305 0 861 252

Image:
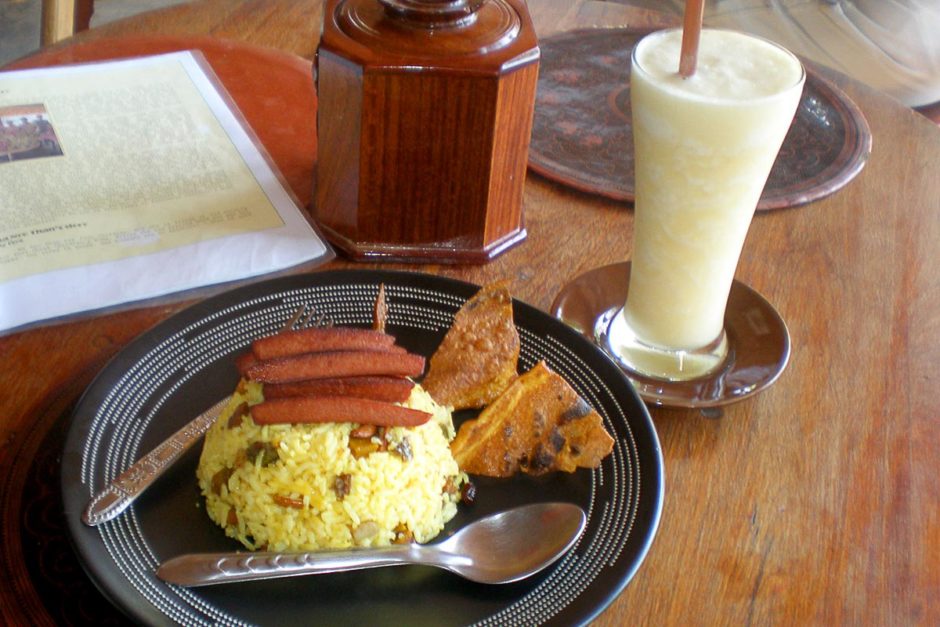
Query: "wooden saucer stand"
315 0 540 263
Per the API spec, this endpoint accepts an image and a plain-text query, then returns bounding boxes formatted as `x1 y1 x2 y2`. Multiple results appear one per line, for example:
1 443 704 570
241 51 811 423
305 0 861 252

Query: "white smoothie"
622 28 804 351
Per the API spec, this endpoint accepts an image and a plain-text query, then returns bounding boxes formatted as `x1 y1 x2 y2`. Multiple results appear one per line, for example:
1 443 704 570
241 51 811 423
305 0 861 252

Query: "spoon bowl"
427 501 586 584
157 502 586 586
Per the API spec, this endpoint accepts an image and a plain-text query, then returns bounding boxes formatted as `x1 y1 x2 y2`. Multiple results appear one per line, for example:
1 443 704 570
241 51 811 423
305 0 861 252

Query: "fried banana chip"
373 283 388 333
450 361 614 477
422 281 519 410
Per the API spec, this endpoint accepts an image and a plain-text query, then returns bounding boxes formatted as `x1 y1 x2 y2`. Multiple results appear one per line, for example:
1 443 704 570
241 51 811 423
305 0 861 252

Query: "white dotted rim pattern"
62 270 664 627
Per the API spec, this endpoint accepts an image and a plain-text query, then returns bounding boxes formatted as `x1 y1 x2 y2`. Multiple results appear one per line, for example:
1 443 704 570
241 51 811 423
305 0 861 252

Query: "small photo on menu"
0 104 63 163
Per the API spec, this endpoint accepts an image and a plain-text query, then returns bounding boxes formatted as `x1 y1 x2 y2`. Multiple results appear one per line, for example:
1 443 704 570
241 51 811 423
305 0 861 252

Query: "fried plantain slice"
421 280 519 410
373 283 388 333
450 361 614 477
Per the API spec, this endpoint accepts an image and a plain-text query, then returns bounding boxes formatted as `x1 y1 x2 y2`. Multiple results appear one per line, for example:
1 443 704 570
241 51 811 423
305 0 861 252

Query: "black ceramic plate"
62 270 664 626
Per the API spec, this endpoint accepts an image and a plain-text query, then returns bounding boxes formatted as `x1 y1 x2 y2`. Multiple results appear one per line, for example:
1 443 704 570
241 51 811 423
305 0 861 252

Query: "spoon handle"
157 546 415 587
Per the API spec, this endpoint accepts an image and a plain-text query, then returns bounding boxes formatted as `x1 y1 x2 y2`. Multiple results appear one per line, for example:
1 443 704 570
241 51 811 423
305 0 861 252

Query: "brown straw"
679 0 705 77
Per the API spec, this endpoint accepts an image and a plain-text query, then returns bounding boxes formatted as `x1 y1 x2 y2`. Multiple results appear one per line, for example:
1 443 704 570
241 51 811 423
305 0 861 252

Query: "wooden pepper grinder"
315 0 540 263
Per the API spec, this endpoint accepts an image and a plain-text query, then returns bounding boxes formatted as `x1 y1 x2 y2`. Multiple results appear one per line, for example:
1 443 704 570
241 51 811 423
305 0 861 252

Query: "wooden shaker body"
315 0 540 263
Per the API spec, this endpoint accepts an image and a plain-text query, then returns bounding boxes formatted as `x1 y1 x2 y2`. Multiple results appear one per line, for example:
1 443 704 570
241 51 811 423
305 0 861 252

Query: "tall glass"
601 28 805 381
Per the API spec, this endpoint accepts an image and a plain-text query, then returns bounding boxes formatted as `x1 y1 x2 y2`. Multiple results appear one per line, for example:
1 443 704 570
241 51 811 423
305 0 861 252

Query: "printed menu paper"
0 51 332 333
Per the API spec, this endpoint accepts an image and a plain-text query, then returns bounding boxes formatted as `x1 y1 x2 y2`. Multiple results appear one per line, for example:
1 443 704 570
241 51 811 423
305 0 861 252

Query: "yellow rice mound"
196 380 465 551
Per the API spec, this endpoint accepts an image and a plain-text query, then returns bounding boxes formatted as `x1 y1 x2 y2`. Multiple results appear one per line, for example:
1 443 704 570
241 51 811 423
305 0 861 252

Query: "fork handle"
81 396 230 526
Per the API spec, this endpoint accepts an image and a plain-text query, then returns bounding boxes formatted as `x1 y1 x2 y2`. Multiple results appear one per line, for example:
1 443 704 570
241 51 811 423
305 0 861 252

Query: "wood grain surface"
1 0 938 625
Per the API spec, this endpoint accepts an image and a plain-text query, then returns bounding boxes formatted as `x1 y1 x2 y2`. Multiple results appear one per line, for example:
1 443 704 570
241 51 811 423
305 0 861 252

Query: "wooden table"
2 0 938 624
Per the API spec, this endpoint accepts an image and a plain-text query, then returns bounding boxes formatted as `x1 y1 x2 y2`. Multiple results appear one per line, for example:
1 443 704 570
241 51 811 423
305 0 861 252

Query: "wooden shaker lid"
323 0 538 71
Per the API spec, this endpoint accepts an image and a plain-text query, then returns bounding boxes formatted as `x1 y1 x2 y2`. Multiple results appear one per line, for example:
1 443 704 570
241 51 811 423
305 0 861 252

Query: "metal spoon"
156 502 586 586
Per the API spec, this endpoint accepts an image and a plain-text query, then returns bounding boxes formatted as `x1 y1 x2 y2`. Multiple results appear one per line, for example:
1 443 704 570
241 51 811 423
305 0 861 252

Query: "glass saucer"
551 262 790 408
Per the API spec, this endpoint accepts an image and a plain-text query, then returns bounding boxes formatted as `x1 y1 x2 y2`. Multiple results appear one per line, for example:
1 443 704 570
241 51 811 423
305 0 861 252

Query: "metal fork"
81 305 324 527
283 302 332 330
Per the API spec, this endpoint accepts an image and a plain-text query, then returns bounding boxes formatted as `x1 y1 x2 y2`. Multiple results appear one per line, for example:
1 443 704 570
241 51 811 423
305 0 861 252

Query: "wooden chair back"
40 0 94 45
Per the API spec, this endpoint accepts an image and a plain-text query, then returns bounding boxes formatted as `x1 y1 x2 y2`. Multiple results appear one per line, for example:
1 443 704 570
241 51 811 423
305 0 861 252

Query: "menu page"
0 51 332 333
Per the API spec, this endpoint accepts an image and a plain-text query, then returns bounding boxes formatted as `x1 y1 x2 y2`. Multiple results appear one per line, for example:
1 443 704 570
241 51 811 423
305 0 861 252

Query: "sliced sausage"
250 396 431 427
